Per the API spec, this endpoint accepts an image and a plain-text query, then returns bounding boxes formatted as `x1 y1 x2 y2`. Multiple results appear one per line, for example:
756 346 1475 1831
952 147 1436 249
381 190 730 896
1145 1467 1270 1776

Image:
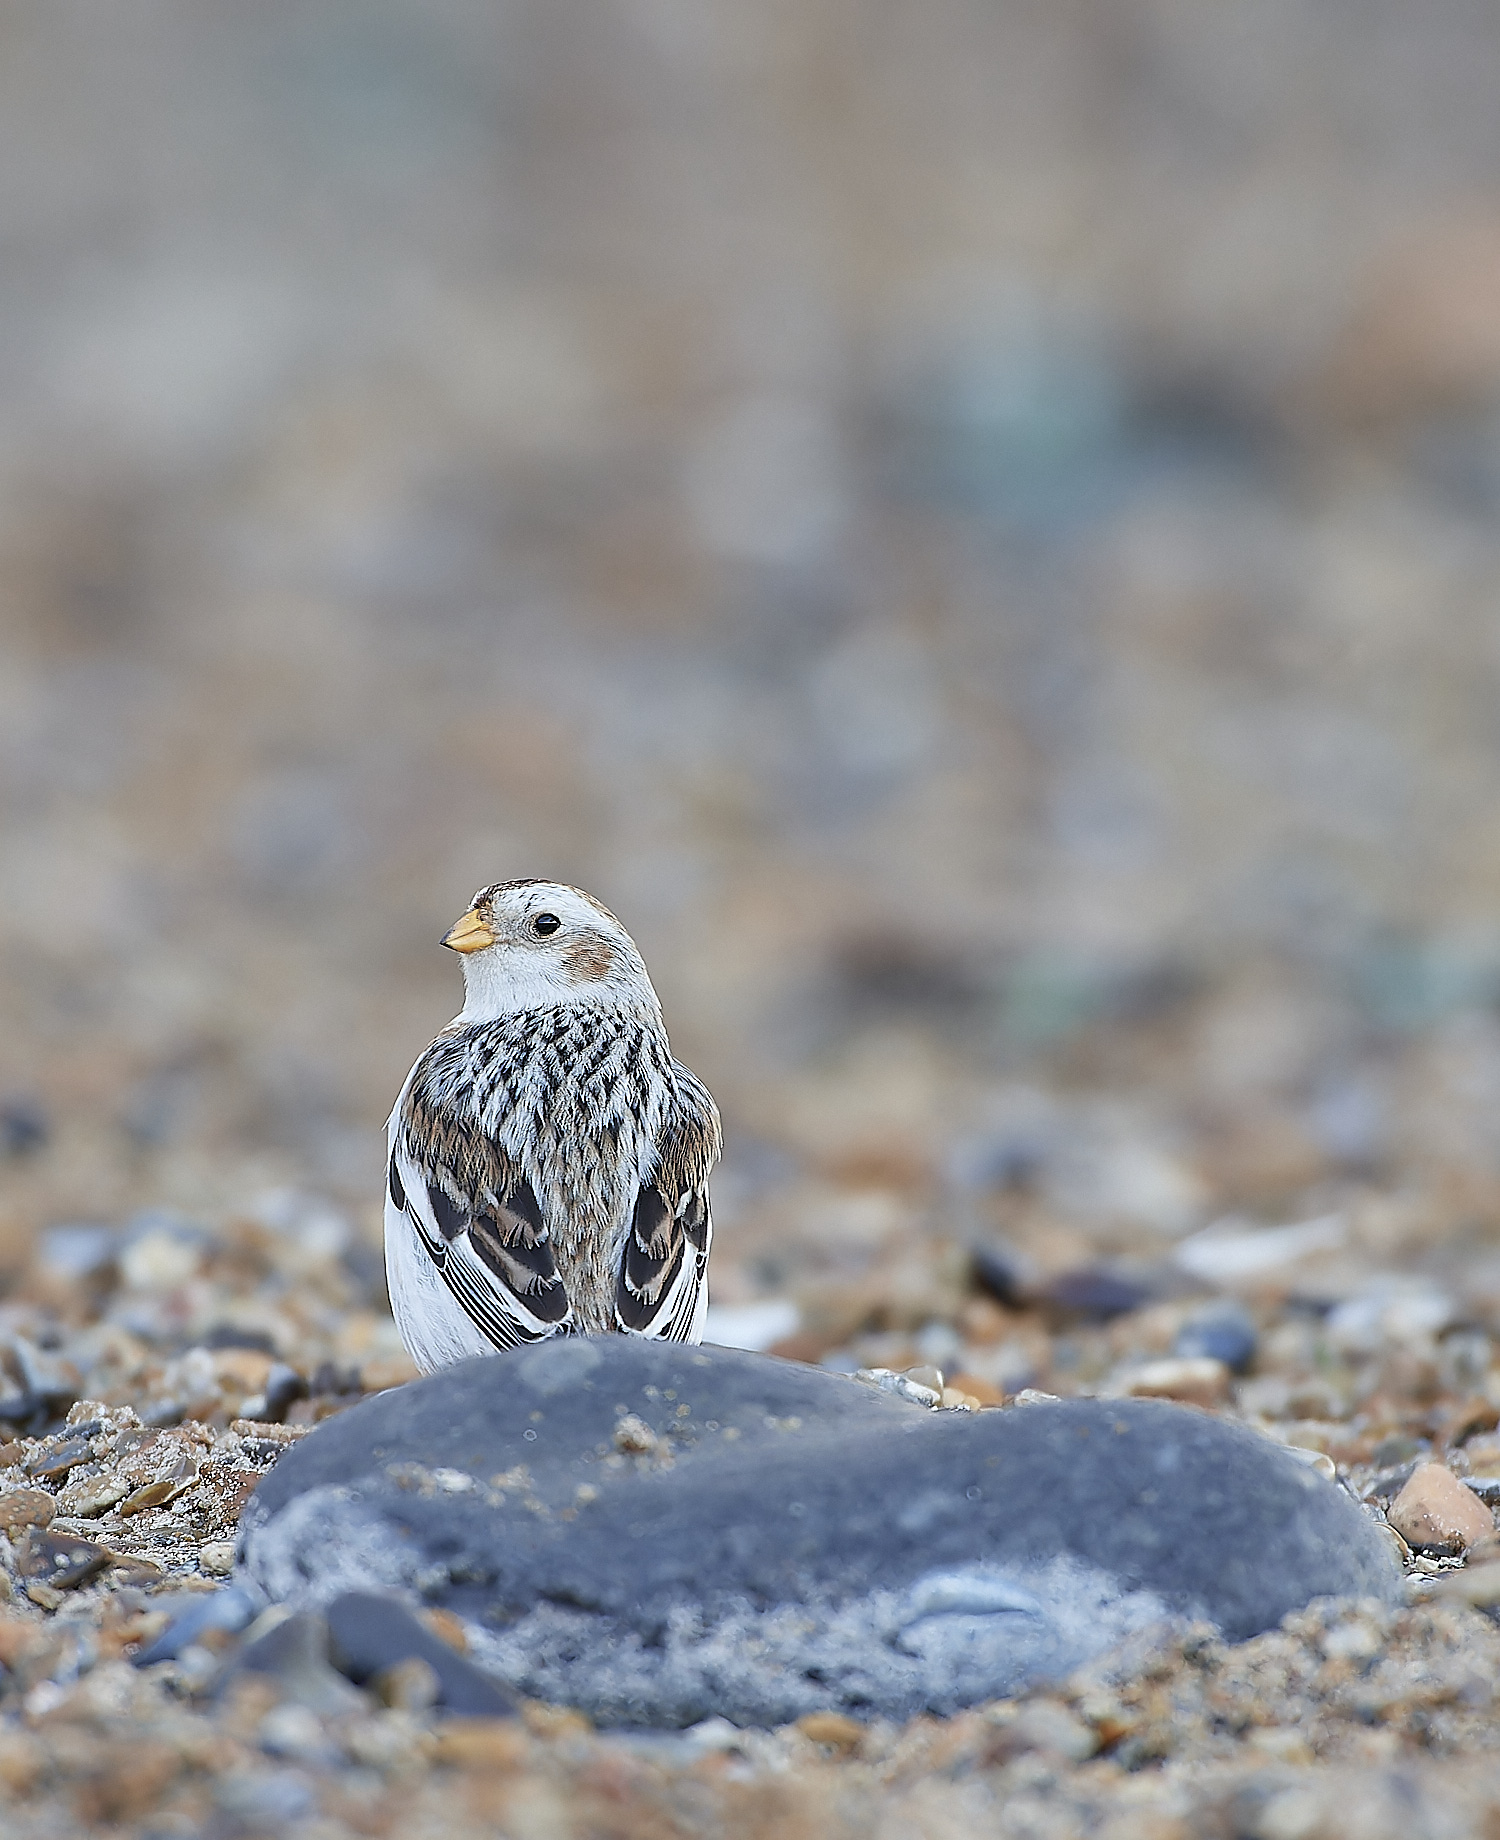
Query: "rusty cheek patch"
563 938 616 983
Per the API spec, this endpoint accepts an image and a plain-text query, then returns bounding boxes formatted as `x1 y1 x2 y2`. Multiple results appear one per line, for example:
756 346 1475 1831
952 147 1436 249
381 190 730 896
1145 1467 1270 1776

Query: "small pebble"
23 1433 97 1481
373 1655 441 1711
939 1387 978 1410
207 1348 274 1393
257 1702 341 1766
970 1241 1031 1309
423 1606 468 1652
359 1354 421 1392
1283 1447 1337 1481
1173 1302 1258 1373
59 1473 130 1517
1372 1433 1427 1468
1320 1617 1384 1661
35 1223 113 1278
854 1368 941 1408
0 1489 56 1536
1247 1726 1315 1765
118 1458 198 1518
215 1770 314 1826
200 1541 237 1576
1173 1214 1346 1286
994 1701 1098 1762
946 1373 1005 1406
1120 1357 1231 1409
262 1364 308 1423
1040 1267 1154 1322
796 1711 864 1751
14 1527 111 1591
431 1719 530 1769
1435 1560 1500 1607
135 1586 264 1666
1387 1462 1495 1554
119 1227 204 1292
230 1420 308 1444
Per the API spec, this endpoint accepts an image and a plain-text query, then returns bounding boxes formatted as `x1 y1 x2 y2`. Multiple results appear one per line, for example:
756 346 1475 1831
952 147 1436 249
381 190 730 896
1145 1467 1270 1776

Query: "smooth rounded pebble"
1172 1301 1258 1373
0 1488 56 1537
1388 1462 1495 1554
237 1339 1402 1728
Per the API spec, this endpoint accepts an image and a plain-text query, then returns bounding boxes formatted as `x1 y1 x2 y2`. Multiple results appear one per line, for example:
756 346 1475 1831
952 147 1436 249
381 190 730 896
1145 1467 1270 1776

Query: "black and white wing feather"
390 1083 573 1351
615 1063 721 1340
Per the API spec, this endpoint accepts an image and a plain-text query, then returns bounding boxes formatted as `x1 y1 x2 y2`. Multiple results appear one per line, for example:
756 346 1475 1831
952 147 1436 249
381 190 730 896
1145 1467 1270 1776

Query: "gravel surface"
0 1194 1499 1834
8 1 1500 1831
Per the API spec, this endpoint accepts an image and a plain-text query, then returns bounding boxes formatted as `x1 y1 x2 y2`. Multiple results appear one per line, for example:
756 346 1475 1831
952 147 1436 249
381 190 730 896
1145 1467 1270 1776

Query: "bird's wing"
615 1064 721 1341
391 1085 572 1350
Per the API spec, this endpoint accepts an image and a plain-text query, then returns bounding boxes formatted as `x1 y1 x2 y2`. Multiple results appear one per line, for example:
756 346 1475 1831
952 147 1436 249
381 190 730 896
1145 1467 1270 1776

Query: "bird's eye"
533 912 561 936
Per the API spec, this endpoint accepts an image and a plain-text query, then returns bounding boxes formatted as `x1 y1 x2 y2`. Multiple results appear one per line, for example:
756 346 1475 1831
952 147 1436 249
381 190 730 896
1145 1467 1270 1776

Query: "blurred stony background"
8 0 1500 1332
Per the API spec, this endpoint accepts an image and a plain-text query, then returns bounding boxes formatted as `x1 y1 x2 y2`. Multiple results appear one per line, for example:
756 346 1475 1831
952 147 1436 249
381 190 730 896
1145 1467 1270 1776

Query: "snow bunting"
384 880 721 1373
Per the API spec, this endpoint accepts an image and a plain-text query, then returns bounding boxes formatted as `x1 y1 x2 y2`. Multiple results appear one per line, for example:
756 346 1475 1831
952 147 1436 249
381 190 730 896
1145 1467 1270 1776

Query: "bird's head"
443 879 660 1021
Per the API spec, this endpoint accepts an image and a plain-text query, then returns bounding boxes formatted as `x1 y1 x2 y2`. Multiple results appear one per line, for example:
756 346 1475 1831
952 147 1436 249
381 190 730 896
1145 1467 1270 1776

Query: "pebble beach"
5 1020 1500 1834
8 0 1500 1831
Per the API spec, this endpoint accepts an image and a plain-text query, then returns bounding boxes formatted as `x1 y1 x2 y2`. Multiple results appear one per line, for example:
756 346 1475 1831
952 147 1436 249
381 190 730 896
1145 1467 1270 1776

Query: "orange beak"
442 907 495 953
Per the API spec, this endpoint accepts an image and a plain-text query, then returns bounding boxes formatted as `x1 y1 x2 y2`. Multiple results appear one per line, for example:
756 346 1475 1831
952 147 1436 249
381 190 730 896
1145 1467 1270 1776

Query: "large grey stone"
238 1339 1400 1728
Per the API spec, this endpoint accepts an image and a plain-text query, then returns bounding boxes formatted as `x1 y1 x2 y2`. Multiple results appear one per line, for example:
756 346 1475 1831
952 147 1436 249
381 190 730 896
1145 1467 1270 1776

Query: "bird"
384 879 721 1373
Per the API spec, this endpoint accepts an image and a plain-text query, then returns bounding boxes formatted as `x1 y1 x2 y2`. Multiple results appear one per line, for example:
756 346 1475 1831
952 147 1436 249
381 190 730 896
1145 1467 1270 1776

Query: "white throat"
456 945 661 1025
